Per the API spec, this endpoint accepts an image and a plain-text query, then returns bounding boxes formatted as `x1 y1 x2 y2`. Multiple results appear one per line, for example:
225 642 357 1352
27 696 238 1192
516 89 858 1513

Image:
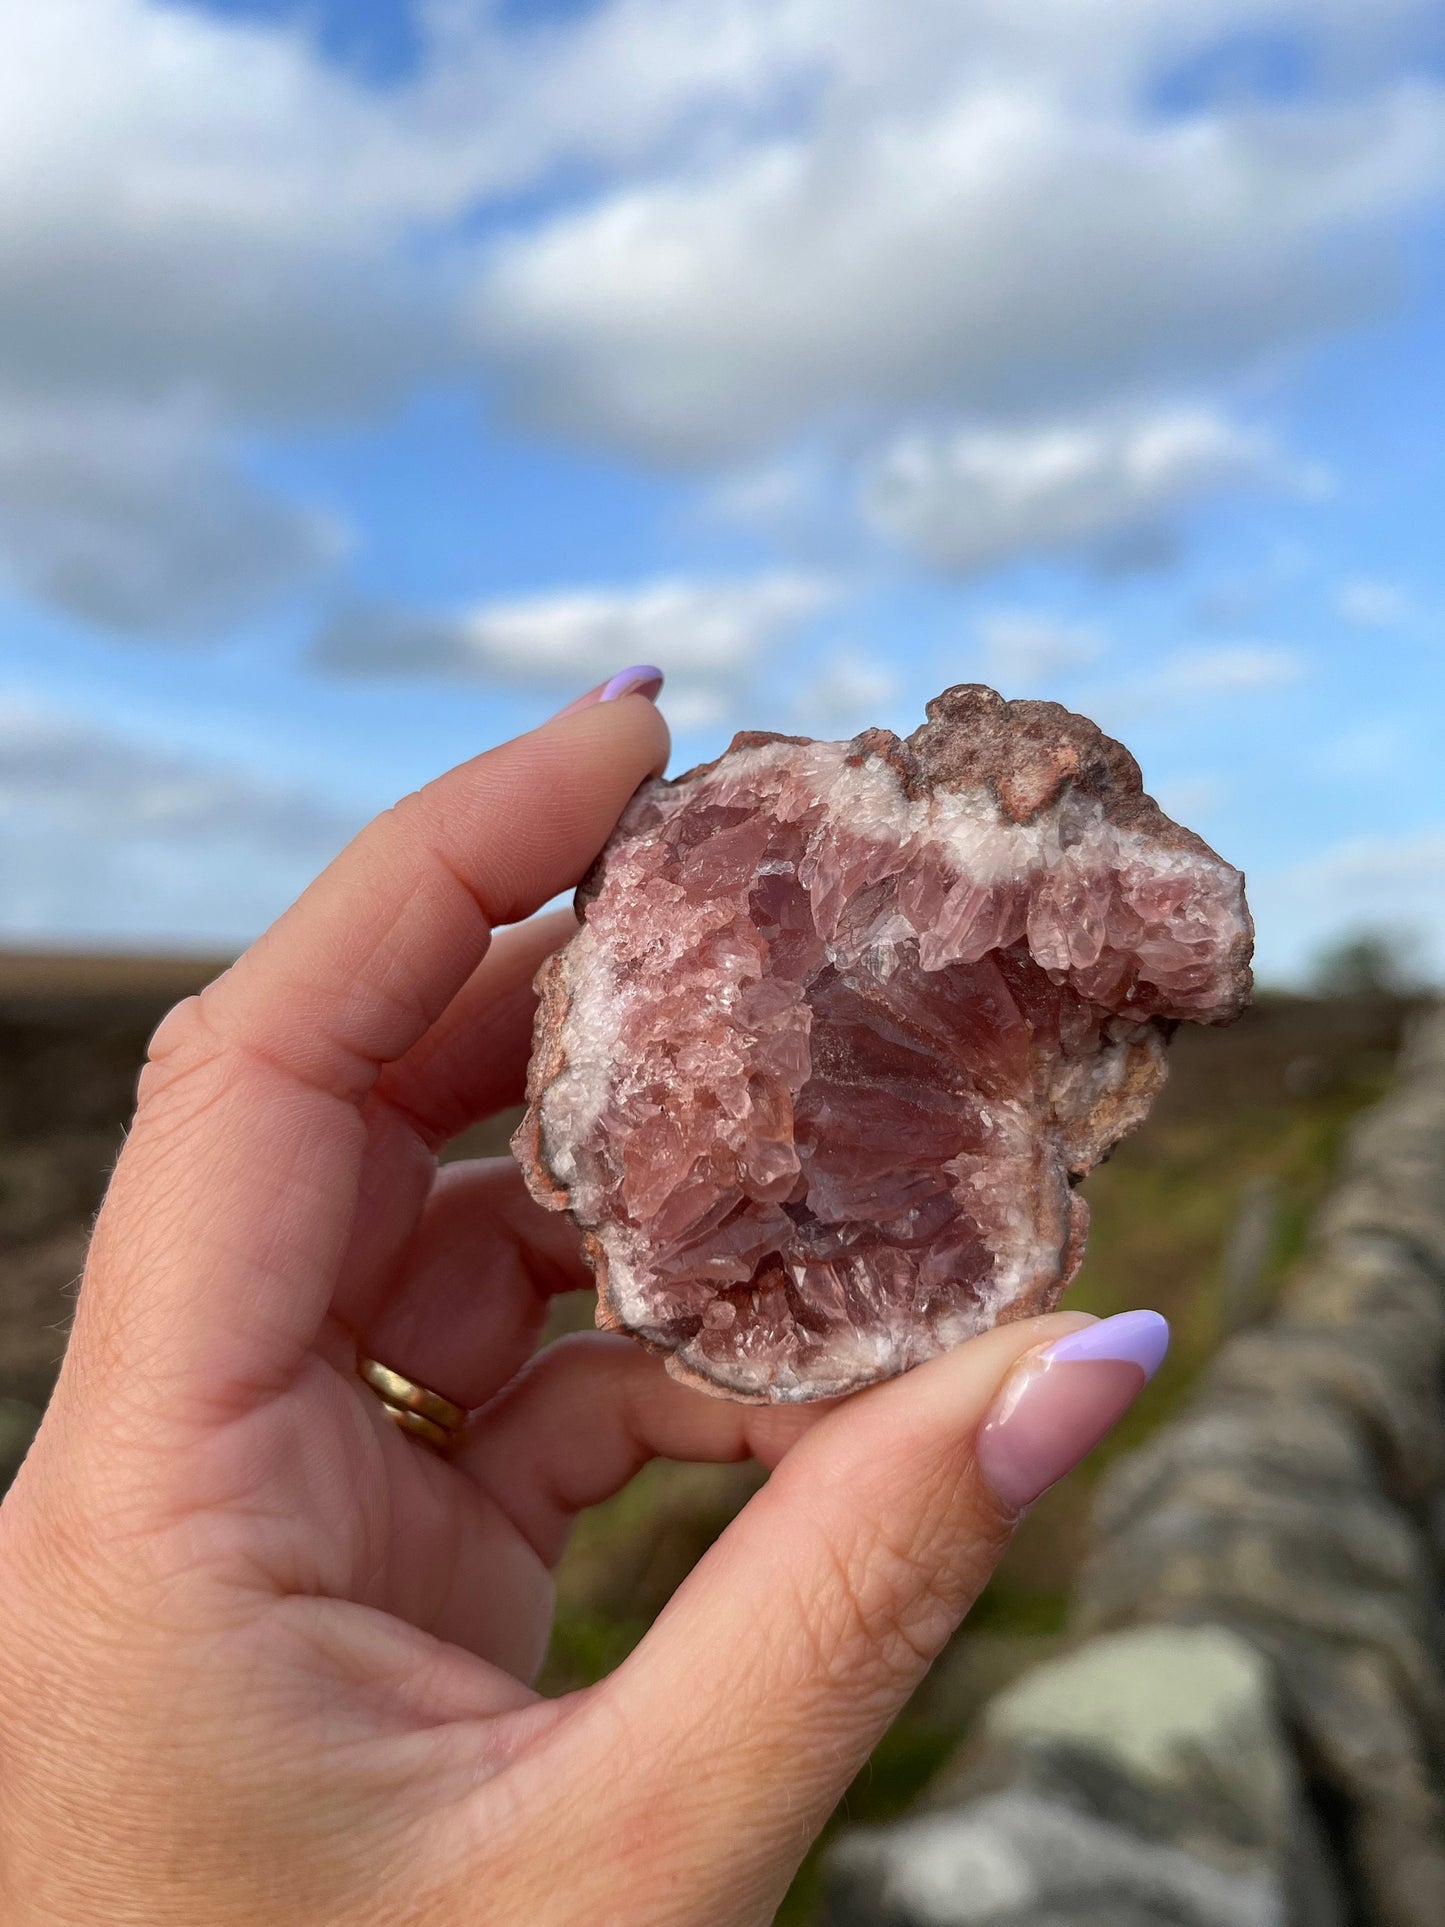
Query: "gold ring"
358 1357 468 1452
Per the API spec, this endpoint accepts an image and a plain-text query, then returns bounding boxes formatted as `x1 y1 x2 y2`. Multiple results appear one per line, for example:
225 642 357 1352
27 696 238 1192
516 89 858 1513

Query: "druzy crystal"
515 686 1252 1402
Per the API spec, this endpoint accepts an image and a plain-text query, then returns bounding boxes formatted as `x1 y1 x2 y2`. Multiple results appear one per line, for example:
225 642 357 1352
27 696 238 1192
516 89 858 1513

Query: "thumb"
579 1307 1167 1920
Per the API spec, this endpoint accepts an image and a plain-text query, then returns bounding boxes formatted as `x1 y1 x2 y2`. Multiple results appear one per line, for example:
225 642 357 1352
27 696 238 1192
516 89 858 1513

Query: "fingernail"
600 664 665 704
975 1310 1169 1514
550 665 665 720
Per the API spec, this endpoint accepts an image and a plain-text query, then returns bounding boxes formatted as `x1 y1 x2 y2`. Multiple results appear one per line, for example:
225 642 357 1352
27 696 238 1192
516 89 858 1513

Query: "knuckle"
384 785 428 831
789 1451 1016 1702
138 991 228 1103
803 1514 959 1698
385 788 454 871
388 786 494 918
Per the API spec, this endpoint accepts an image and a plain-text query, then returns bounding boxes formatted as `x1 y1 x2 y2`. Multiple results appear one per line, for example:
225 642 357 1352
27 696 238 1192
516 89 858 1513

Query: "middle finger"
331 907 577 1337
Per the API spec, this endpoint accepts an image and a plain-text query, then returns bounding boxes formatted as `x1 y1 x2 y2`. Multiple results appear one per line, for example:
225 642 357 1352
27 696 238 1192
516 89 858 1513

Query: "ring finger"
354 1158 593 1414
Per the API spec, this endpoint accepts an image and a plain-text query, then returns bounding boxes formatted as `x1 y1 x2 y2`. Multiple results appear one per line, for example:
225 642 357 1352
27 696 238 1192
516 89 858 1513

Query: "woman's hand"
0 683 1161 1925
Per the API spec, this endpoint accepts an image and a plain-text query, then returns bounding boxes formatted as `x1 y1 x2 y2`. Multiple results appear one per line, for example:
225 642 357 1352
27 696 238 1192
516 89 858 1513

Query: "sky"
1 0 1443 982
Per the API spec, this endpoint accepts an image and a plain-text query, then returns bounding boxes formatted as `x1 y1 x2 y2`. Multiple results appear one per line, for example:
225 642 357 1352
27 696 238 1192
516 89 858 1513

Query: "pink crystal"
514 686 1252 1402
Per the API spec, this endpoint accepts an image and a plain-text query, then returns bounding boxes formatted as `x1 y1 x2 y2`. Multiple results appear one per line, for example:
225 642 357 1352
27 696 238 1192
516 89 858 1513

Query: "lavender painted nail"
599 664 665 703
1039 1308 1170 1378
549 666 666 721
975 1310 1170 1514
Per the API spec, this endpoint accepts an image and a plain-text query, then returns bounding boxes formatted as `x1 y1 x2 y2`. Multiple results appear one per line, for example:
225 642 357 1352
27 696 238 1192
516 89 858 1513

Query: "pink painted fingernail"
550 665 665 720
975 1311 1169 1514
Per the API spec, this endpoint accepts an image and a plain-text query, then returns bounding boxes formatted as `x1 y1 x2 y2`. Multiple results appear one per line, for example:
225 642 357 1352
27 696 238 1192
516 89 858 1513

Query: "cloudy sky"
2 0 1443 980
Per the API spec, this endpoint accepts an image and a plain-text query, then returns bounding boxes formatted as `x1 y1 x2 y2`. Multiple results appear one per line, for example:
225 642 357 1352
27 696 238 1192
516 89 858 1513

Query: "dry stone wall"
823 1007 1445 1927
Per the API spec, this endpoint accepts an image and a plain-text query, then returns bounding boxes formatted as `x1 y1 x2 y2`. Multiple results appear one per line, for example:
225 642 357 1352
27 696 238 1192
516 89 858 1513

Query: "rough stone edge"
575 688 1254 1013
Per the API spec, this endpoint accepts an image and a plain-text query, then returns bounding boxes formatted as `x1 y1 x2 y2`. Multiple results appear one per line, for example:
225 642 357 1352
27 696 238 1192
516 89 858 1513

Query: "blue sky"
1 0 1442 980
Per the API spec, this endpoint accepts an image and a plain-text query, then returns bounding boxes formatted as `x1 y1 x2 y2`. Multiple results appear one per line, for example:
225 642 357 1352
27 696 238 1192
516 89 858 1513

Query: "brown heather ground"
0 952 1414 1919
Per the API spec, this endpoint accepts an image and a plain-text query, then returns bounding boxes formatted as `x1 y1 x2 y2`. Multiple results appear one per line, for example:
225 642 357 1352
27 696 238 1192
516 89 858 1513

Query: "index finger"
73 695 669 1422
157 695 669 1097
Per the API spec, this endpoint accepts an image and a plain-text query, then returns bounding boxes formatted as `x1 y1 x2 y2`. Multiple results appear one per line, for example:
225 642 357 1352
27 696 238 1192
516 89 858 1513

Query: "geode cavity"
514 685 1252 1402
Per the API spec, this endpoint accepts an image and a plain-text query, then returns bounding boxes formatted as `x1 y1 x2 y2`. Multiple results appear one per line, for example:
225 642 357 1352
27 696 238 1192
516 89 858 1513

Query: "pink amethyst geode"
514 685 1252 1402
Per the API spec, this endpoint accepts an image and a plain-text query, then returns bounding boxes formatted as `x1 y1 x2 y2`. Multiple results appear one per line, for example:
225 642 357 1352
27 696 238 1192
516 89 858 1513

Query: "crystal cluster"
514 686 1253 1402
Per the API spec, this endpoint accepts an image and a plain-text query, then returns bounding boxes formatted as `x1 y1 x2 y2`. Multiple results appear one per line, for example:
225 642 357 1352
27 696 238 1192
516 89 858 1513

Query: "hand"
0 684 1161 1925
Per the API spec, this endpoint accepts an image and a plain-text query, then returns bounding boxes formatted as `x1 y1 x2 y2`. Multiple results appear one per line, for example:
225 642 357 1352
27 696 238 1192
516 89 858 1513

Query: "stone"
1319 1113 1445 1279
1084 1398 1379 1537
984 1628 1308 1840
515 686 1252 1400
973 1629 1343 1920
821 1788 1293 1927
1073 1358 1445 1927
1315 1010 1445 1274
1207 1317 1445 1508
826 1628 1344 1927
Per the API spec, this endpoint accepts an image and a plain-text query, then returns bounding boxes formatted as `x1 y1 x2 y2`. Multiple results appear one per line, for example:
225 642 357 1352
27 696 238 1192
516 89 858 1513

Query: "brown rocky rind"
515 685 1253 1402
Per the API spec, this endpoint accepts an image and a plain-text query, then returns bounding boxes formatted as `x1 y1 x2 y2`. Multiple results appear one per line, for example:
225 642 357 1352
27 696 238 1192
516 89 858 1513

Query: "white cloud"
1254 827 1445 980
793 650 900 731
0 695 360 947
703 454 841 549
478 57 1443 459
313 572 836 689
0 0 461 639
1287 829 1445 903
0 696 355 846
0 1 469 424
657 686 737 734
0 400 344 637
1084 642 1308 727
975 613 1104 692
4 9 1441 449
861 410 1322 574
0 0 1440 642
1334 577 1413 628
1148 644 1309 697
